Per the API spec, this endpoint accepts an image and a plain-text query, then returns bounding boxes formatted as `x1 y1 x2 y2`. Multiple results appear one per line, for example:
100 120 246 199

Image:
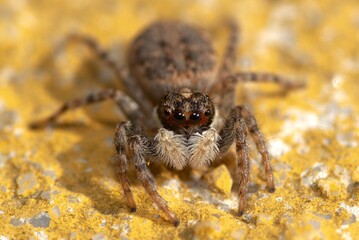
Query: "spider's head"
157 88 215 135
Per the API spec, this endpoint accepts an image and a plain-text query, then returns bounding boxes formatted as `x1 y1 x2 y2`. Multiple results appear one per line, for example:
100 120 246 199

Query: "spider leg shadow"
53 126 123 215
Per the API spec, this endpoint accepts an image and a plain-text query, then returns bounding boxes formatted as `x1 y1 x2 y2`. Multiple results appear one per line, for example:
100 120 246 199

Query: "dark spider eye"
204 110 211 117
190 112 201 121
174 111 185 121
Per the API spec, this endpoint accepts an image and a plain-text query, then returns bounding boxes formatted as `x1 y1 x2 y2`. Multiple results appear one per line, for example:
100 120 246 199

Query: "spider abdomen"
128 21 217 103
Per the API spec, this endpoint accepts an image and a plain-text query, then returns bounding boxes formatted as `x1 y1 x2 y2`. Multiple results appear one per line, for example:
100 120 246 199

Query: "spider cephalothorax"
157 88 215 135
31 20 303 227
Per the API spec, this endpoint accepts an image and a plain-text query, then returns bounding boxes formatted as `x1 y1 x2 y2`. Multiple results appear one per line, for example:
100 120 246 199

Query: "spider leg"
68 34 154 115
227 71 305 90
218 20 239 79
239 106 275 192
211 71 305 123
114 121 179 226
209 20 239 97
29 89 143 129
217 106 274 215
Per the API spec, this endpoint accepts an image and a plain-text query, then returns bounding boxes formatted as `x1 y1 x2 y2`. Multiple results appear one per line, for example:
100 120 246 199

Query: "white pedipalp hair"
188 127 221 168
154 128 188 170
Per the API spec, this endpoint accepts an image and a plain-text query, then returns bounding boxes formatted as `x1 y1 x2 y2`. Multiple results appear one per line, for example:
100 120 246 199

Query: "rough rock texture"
1 0 359 239
317 178 347 200
203 165 233 196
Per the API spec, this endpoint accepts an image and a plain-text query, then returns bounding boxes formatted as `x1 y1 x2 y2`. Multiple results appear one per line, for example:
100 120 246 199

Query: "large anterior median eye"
190 112 201 122
174 111 186 122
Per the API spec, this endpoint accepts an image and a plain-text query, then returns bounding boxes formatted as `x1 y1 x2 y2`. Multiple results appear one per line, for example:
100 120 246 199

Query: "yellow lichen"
192 221 222 240
317 178 348 200
203 164 233 197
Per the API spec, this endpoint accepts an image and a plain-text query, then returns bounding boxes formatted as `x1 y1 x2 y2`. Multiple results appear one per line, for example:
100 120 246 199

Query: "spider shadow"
49 123 122 215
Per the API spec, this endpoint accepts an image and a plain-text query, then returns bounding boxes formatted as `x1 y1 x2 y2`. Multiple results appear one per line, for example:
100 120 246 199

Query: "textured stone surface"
317 178 347 200
203 164 233 196
29 212 51 228
1 0 359 239
16 173 38 196
301 163 328 188
352 166 359 183
192 221 222 240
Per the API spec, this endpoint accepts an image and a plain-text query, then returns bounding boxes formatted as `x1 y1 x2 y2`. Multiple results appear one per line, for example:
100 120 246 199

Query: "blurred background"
0 0 359 239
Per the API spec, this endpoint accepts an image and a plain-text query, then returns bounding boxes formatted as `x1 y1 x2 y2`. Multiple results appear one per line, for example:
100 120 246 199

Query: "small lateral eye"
174 111 185 121
163 110 171 117
204 110 211 117
190 112 201 121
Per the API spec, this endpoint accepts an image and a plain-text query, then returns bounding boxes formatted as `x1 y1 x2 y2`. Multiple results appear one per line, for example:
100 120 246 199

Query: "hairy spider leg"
217 106 274 215
227 72 306 90
218 19 239 79
114 121 180 227
29 89 142 129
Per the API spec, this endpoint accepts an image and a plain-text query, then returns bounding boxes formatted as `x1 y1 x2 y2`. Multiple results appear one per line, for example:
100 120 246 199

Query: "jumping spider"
31 20 303 226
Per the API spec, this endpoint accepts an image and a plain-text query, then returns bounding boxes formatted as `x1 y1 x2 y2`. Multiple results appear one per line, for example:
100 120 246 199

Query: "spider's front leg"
218 106 274 215
114 121 179 226
29 89 144 129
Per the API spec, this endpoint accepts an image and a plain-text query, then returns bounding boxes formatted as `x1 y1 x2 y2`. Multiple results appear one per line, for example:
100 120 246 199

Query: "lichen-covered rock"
51 206 61 218
231 229 246 240
34 231 48 240
29 212 51 228
0 105 18 130
350 185 359 200
16 173 38 196
272 162 292 188
10 218 26 227
192 221 221 240
286 221 323 239
0 153 8 168
301 163 328 188
203 164 233 196
334 165 352 187
352 166 359 183
91 233 107 240
256 214 272 225
317 178 347 200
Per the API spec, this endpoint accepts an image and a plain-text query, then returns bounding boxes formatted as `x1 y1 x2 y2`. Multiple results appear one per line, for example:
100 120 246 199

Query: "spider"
30 20 303 227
